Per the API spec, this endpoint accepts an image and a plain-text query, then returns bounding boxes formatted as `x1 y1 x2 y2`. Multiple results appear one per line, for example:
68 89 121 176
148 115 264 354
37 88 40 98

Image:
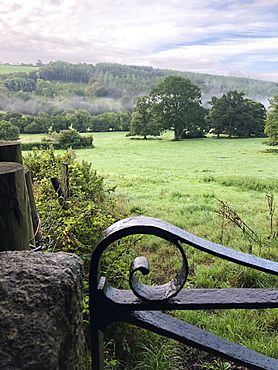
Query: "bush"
58 129 93 149
23 147 129 302
0 120 20 141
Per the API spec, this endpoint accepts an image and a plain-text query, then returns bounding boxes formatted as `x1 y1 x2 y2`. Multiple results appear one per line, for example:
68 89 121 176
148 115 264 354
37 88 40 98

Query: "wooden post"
61 162 70 199
25 169 42 242
0 162 32 251
0 141 23 164
51 177 69 210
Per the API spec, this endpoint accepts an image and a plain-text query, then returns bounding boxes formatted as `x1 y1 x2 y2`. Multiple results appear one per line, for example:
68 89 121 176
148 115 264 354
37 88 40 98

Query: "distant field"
20 133 45 143
0 65 39 74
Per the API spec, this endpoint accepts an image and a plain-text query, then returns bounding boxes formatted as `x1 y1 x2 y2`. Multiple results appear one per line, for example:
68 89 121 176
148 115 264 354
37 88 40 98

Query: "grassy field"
74 132 278 247
21 132 278 366
0 65 39 74
75 132 278 363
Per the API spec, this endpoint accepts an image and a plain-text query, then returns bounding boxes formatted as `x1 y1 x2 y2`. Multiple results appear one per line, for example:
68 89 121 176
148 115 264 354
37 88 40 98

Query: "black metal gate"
89 216 278 369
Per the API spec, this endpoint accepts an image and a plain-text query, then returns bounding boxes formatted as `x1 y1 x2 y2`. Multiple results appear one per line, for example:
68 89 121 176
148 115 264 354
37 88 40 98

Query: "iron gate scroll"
89 216 278 370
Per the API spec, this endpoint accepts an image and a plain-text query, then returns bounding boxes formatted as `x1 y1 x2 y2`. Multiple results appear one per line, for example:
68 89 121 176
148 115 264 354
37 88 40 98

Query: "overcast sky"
1 0 277 81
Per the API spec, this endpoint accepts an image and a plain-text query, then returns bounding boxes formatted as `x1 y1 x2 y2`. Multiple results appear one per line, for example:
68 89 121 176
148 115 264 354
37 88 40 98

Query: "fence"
89 216 278 370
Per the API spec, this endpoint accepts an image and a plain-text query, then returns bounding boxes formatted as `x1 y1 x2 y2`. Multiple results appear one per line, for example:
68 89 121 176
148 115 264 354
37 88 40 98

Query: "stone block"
0 251 88 370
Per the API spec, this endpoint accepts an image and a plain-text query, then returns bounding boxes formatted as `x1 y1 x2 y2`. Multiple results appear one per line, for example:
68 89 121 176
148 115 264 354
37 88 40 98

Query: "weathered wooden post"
62 162 70 199
0 141 23 164
25 169 41 242
0 162 33 251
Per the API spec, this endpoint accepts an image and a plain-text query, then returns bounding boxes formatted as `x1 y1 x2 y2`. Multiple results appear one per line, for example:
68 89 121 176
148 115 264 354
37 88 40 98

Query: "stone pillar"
0 251 88 370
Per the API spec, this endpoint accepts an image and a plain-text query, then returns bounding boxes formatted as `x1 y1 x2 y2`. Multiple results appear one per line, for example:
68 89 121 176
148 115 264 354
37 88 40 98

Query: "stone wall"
0 251 88 370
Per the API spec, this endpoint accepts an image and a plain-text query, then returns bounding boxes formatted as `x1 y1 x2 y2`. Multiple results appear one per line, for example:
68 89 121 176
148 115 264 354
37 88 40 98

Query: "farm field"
0 65 38 74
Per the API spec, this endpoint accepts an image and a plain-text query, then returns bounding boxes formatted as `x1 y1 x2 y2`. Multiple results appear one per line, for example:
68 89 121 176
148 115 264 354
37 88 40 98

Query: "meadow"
0 65 38 74
76 132 278 366
21 132 278 368
74 132 278 244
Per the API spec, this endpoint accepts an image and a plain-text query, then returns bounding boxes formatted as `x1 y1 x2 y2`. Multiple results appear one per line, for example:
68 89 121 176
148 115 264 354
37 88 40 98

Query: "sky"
0 0 278 82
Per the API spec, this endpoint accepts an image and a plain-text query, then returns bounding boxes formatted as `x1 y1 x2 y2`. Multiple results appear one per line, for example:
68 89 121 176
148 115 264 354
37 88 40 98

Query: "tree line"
0 110 131 141
1 76 277 143
129 76 267 141
1 66 278 144
1 61 278 118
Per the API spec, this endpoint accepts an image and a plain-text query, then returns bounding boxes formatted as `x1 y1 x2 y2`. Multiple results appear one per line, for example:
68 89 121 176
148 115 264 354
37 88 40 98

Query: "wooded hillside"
0 61 277 117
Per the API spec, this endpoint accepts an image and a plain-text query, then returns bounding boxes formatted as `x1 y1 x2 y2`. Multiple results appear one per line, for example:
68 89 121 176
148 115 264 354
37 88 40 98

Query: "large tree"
208 90 266 137
264 95 278 145
150 76 207 140
129 95 163 139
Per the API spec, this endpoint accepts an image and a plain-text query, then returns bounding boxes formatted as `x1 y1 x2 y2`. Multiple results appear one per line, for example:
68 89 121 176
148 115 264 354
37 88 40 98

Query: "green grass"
75 132 278 249
0 65 39 74
23 132 278 367
73 132 278 365
20 133 46 143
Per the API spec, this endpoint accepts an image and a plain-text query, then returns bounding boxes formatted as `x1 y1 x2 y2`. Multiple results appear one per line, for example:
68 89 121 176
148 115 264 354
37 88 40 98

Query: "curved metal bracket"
129 240 188 300
89 216 278 370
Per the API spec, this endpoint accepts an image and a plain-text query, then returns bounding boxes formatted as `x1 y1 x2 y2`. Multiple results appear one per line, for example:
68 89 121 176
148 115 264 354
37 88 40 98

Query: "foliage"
150 75 208 140
4 76 36 92
207 91 266 137
264 95 278 145
23 147 129 303
57 129 93 149
0 109 131 134
21 141 60 151
129 76 208 140
0 120 20 140
38 60 95 83
0 61 277 119
90 112 131 132
128 95 162 139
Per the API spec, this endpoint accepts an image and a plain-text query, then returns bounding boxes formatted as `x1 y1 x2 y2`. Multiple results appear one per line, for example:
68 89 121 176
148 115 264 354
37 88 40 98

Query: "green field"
22 132 278 365
0 65 39 74
74 132 277 245
74 132 278 364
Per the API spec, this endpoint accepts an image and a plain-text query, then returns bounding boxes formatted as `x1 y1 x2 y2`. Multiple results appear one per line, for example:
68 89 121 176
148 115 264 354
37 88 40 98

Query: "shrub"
0 120 20 141
58 129 93 149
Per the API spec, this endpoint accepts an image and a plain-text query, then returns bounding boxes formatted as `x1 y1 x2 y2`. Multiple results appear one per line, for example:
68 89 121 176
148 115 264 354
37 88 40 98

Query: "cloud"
0 0 277 81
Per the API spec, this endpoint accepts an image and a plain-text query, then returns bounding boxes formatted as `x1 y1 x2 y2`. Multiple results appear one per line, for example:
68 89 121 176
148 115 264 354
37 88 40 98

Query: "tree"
208 90 266 137
0 121 20 141
264 95 278 145
129 95 162 139
150 76 207 140
243 99 266 137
